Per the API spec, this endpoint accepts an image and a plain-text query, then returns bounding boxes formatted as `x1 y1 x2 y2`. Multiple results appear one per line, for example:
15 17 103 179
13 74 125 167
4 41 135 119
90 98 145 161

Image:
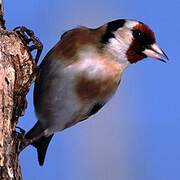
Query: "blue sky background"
4 0 180 179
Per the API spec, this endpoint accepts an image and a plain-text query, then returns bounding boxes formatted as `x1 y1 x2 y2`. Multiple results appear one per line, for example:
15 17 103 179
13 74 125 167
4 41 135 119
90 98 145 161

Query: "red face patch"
126 22 156 64
133 23 155 43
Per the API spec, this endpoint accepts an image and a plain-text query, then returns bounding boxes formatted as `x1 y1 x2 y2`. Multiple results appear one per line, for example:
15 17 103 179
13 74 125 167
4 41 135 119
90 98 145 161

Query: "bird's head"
101 19 168 64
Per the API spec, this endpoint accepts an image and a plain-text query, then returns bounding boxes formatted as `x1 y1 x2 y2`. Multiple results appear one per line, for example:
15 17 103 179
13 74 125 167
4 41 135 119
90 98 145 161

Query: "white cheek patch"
117 28 133 46
108 38 127 58
106 34 131 68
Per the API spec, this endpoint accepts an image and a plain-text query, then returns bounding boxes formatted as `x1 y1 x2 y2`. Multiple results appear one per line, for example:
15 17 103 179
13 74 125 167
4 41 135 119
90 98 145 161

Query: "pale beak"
143 43 169 63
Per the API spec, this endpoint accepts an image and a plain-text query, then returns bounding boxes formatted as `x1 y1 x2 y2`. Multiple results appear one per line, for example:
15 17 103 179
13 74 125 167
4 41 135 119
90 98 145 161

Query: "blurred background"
5 0 179 179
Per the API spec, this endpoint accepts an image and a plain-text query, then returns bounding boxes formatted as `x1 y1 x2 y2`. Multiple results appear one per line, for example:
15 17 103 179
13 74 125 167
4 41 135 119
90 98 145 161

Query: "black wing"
88 102 106 117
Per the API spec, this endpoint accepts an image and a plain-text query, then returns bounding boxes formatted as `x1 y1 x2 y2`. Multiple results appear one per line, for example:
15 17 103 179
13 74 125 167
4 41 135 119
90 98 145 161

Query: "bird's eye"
132 29 151 50
132 29 145 40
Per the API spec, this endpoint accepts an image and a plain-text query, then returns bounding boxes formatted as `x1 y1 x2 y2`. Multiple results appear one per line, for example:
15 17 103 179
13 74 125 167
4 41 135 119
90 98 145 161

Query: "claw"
15 126 31 153
16 126 26 135
13 26 43 64
15 126 26 152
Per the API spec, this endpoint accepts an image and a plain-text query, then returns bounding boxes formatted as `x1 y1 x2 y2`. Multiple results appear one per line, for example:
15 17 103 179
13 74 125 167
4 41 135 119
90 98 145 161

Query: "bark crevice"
0 29 37 180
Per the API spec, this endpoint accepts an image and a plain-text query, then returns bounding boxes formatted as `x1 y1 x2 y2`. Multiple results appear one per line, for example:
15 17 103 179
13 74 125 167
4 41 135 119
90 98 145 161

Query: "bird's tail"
25 122 54 166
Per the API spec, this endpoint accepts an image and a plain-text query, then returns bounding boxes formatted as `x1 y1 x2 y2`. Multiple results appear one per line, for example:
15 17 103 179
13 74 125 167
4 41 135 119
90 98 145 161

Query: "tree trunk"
0 28 36 179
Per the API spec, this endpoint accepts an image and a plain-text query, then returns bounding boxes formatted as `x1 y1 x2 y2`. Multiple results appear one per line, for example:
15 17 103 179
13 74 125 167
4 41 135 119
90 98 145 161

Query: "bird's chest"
72 57 123 102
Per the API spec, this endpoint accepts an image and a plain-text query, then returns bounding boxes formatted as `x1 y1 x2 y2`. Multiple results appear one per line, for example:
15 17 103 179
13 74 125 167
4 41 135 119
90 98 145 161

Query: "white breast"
36 47 129 135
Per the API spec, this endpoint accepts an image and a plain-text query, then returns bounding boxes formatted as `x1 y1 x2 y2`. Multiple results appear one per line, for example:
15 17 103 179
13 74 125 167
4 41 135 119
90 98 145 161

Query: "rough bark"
0 28 36 179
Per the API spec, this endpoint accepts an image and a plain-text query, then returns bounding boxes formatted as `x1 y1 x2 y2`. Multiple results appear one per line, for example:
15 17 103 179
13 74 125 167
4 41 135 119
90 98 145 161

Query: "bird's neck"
103 38 130 72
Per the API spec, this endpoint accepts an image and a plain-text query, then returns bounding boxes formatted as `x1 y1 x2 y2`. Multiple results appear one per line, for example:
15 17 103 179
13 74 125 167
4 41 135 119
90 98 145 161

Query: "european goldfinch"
25 19 168 165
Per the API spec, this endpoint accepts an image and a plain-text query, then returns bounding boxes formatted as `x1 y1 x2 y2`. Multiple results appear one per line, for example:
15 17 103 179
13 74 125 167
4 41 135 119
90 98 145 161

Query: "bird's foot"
13 26 43 64
15 127 32 152
15 126 28 152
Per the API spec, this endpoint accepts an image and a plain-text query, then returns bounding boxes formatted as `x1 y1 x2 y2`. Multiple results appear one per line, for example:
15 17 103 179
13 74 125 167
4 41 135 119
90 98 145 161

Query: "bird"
25 19 168 166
